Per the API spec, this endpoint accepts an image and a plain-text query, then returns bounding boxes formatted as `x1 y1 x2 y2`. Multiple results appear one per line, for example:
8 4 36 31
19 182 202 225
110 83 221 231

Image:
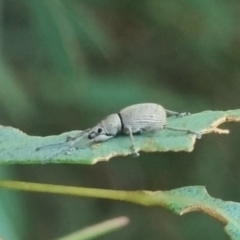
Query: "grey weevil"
86 103 200 156
37 103 200 159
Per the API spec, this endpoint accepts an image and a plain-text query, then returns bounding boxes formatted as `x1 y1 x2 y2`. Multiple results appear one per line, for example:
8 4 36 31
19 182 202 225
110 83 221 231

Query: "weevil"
37 103 200 159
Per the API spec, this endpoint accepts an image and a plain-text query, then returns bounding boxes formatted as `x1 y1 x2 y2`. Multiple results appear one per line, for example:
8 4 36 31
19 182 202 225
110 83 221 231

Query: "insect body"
37 103 200 159
86 103 199 156
87 104 165 156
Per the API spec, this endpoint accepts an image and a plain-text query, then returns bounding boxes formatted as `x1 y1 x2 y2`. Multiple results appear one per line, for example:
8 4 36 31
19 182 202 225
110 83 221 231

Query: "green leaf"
0 181 239 240
0 109 240 164
166 187 240 240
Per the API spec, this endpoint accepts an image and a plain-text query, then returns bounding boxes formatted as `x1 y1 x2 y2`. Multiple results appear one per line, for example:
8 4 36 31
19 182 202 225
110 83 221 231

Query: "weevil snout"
88 114 122 142
88 125 113 141
88 126 104 139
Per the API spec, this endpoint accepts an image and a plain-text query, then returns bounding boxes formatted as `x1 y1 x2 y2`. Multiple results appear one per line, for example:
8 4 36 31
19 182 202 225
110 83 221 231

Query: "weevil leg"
36 129 91 152
177 112 191 117
165 109 191 117
42 148 66 163
36 135 77 152
40 130 92 163
41 147 77 163
125 126 140 157
164 126 201 139
42 143 83 163
36 141 66 151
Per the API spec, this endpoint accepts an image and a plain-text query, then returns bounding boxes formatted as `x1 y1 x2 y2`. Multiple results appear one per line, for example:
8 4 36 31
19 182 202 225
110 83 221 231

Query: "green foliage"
0 181 239 240
0 109 239 164
166 186 240 240
1 0 240 239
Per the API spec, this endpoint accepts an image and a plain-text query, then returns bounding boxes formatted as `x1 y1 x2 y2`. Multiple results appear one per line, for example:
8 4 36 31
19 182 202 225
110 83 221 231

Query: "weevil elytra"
37 103 200 159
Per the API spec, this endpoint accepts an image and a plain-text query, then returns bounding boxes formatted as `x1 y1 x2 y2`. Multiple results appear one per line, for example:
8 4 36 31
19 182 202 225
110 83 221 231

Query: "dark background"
0 1 240 240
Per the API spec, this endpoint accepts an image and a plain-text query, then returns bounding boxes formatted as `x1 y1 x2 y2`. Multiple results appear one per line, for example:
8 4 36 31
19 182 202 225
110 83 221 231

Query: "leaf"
0 109 240 164
0 181 239 240
165 187 240 240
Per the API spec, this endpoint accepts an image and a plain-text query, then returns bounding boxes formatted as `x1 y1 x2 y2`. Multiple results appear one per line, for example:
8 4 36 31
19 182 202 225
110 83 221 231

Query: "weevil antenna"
36 129 91 152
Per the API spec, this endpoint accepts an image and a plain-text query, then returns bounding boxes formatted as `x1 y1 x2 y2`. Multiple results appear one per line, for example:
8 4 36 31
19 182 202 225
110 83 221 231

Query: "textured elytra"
119 103 167 132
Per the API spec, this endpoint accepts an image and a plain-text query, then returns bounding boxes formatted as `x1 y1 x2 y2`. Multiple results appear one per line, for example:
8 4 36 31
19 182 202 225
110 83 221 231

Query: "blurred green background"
0 0 240 239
